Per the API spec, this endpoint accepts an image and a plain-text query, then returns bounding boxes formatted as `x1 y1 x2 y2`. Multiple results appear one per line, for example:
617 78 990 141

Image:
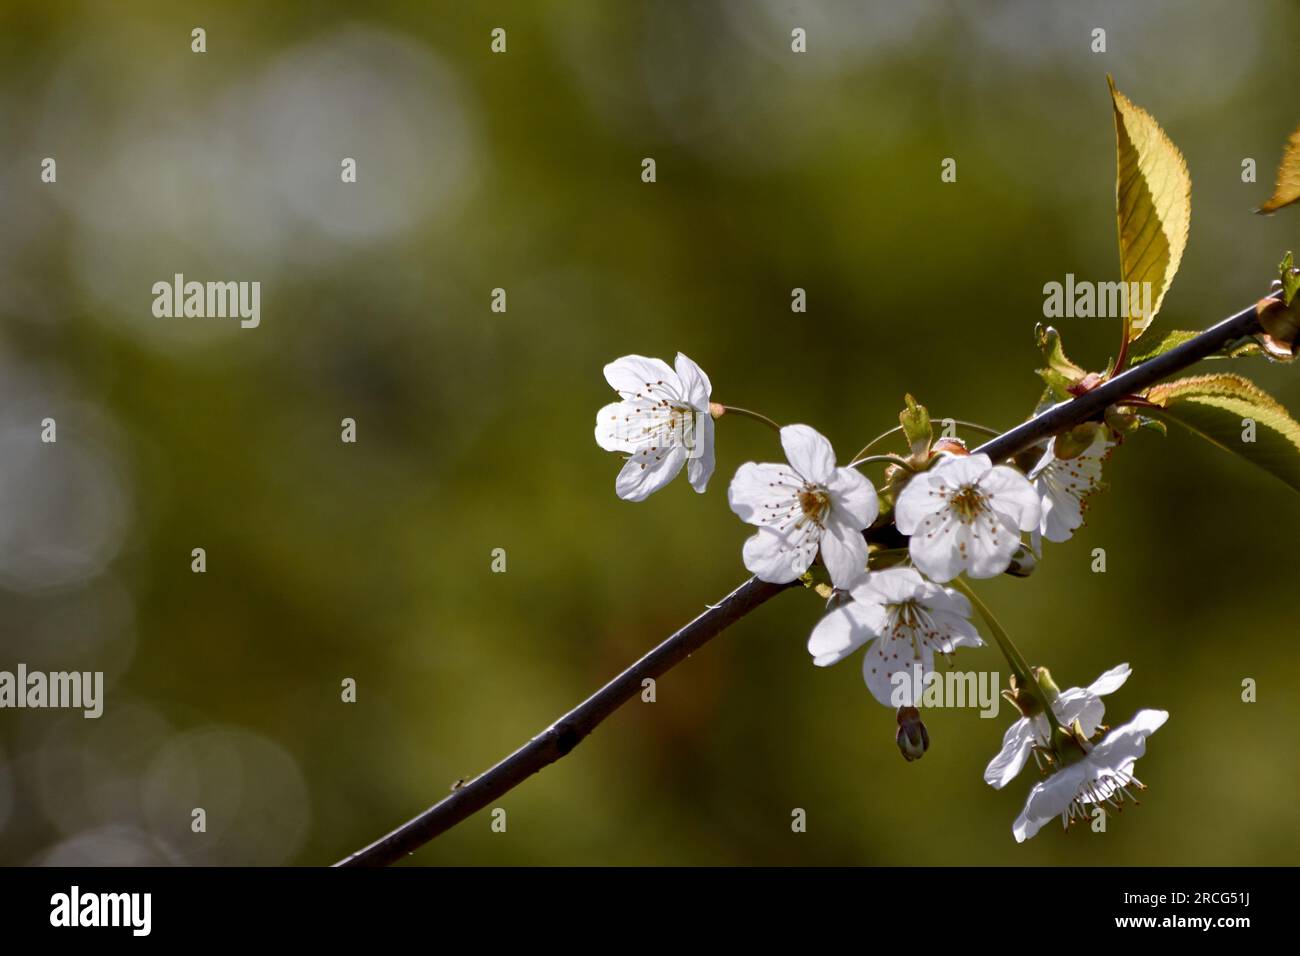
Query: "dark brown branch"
334 575 795 866
334 297 1266 867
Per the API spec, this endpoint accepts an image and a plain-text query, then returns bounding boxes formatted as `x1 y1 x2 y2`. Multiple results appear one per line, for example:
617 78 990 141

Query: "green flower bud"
1053 423 1103 460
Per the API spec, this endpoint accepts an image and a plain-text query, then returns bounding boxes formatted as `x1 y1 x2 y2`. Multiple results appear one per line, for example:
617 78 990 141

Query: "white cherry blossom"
1028 431 1113 545
894 453 1041 582
728 425 878 588
985 663 1131 789
595 353 715 502
807 567 982 706
1013 708 1168 842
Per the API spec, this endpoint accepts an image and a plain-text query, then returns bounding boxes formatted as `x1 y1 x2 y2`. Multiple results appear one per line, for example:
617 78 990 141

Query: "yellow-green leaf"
1257 126 1300 215
899 394 932 458
1281 251 1299 306
1146 373 1300 493
1130 329 1262 364
1109 76 1191 344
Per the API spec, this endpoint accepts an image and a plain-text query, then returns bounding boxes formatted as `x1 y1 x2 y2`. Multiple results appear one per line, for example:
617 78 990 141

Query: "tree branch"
334 297 1267 867
334 575 794 866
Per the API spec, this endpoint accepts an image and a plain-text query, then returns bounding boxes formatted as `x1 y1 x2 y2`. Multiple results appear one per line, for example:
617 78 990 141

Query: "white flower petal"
984 719 1035 789
1090 709 1168 767
1027 444 1055 482
1030 436 1110 543
964 513 1023 579
918 580 971 619
741 525 818 583
862 635 923 707
686 414 715 493
827 466 879 529
1053 690 1107 738
808 602 882 666
893 469 941 535
1039 488 1084 543
906 514 968 583
673 352 712 411
929 610 983 651
615 445 687 502
819 518 869 589
780 424 837 486
937 453 995 487
595 401 637 452
853 566 924 605
603 354 680 399
1014 764 1087 842
983 465 1042 532
727 463 802 526
1086 662 1131 697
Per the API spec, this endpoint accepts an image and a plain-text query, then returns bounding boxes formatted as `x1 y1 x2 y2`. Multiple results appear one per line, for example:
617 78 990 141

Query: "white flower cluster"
985 663 1167 841
595 353 1163 841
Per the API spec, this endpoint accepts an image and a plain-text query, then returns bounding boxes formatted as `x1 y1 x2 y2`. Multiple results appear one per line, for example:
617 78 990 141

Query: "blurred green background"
1 0 1297 866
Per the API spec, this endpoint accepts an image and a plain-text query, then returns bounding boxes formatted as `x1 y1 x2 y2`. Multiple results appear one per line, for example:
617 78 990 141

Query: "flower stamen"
949 484 989 522
798 487 831 525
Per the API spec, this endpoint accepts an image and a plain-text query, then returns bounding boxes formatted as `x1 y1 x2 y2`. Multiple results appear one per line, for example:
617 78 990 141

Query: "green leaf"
1109 76 1192 343
1146 373 1300 493
1257 127 1300 215
899 394 932 459
1129 330 1198 363
1136 415 1167 437
1036 368 1075 401
1130 329 1262 364
1034 324 1086 399
1036 324 1084 378
1280 251 1299 306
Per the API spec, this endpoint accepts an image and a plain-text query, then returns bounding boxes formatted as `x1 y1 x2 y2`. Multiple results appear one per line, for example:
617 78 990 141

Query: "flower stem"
947 419 1004 440
1112 317 1133 377
849 425 905 463
849 453 913 469
949 579 1032 685
718 404 781 433
849 419 1004 463
948 577 1064 738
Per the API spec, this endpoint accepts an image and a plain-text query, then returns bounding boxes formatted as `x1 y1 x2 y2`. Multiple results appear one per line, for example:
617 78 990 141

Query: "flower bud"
1255 297 1300 362
931 437 968 457
1052 423 1102 460
1004 543 1037 577
1104 404 1142 435
895 706 929 762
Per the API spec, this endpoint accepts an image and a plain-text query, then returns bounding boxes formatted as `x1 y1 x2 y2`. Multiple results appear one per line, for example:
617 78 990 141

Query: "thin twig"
719 404 782 432
334 576 795 866
335 297 1267 867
